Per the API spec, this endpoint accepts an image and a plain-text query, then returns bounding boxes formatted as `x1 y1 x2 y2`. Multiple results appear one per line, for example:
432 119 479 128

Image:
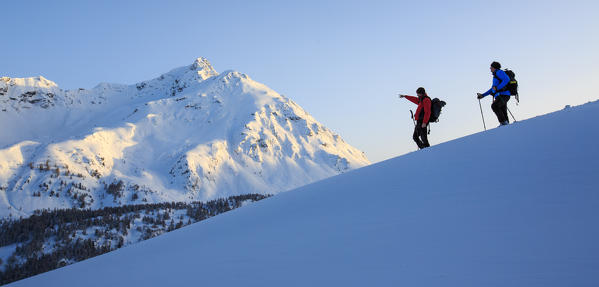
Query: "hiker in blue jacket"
477 61 511 125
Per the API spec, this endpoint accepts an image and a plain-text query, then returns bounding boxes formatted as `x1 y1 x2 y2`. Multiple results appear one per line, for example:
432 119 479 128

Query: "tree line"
0 193 270 285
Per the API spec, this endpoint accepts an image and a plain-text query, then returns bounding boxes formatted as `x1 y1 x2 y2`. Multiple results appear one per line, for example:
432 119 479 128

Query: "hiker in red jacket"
399 87 431 149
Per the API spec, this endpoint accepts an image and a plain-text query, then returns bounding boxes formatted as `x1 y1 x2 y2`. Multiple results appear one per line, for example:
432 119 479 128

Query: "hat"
416 87 426 95
491 61 501 69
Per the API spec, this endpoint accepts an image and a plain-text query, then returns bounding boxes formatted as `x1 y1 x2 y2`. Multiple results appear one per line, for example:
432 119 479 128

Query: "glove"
476 93 483 99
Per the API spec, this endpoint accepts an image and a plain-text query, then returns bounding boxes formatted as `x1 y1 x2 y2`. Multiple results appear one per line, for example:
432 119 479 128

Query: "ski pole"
478 98 486 131
507 106 517 122
410 110 416 127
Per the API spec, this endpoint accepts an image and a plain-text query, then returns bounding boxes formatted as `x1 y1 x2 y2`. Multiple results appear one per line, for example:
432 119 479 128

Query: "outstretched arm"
399 95 419 105
479 88 493 98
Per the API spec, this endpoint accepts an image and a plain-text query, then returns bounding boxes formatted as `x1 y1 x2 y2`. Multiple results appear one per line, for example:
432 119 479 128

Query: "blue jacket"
481 69 511 98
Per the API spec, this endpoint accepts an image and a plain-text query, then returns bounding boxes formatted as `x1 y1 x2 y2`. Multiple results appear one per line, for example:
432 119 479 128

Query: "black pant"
491 95 510 123
412 121 430 149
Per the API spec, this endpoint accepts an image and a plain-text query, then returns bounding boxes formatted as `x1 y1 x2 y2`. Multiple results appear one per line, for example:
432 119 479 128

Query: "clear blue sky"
2 0 598 162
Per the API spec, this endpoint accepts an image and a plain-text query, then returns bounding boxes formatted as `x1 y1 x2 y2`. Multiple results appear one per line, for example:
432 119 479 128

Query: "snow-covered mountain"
7 100 598 287
0 58 369 218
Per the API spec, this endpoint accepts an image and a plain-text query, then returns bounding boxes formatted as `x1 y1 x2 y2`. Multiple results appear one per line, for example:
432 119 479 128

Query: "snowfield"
0 58 369 218
7 100 599 286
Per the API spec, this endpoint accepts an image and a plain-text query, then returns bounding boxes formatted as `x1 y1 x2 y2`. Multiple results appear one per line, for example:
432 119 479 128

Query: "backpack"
496 69 519 102
428 97 446 123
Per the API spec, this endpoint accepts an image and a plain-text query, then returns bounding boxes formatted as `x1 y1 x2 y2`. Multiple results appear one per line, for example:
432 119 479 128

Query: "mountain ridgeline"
0 58 370 218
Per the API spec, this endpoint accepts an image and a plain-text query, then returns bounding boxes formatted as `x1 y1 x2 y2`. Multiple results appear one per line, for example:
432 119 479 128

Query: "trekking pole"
410 110 416 127
507 106 517 122
478 98 487 131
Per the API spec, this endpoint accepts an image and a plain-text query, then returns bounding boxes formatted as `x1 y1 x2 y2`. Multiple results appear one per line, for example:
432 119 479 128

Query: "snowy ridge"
7 100 599 287
0 58 370 218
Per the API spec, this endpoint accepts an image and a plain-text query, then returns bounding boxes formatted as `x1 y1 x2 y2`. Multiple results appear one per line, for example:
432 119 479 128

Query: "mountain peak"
134 57 219 94
190 57 217 80
191 57 212 69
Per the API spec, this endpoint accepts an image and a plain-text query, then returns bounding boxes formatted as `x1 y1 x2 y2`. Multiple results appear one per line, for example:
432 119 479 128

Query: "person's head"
490 61 501 72
416 87 426 97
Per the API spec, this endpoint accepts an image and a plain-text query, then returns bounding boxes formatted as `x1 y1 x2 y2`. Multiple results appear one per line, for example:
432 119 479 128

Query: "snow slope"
7 101 599 286
0 58 369 218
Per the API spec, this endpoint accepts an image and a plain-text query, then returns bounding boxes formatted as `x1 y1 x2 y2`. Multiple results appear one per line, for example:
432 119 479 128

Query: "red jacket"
405 95 431 124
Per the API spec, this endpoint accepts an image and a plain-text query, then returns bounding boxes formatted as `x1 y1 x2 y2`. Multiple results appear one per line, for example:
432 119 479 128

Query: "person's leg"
419 125 430 148
491 98 503 123
412 125 424 149
501 95 510 123
492 96 509 124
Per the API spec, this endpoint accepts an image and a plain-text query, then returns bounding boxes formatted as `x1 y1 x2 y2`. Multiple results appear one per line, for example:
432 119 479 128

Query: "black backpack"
428 97 446 123
496 69 519 102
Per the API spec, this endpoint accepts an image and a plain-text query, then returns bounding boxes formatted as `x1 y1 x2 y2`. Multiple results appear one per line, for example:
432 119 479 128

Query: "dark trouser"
412 121 430 149
491 95 510 124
